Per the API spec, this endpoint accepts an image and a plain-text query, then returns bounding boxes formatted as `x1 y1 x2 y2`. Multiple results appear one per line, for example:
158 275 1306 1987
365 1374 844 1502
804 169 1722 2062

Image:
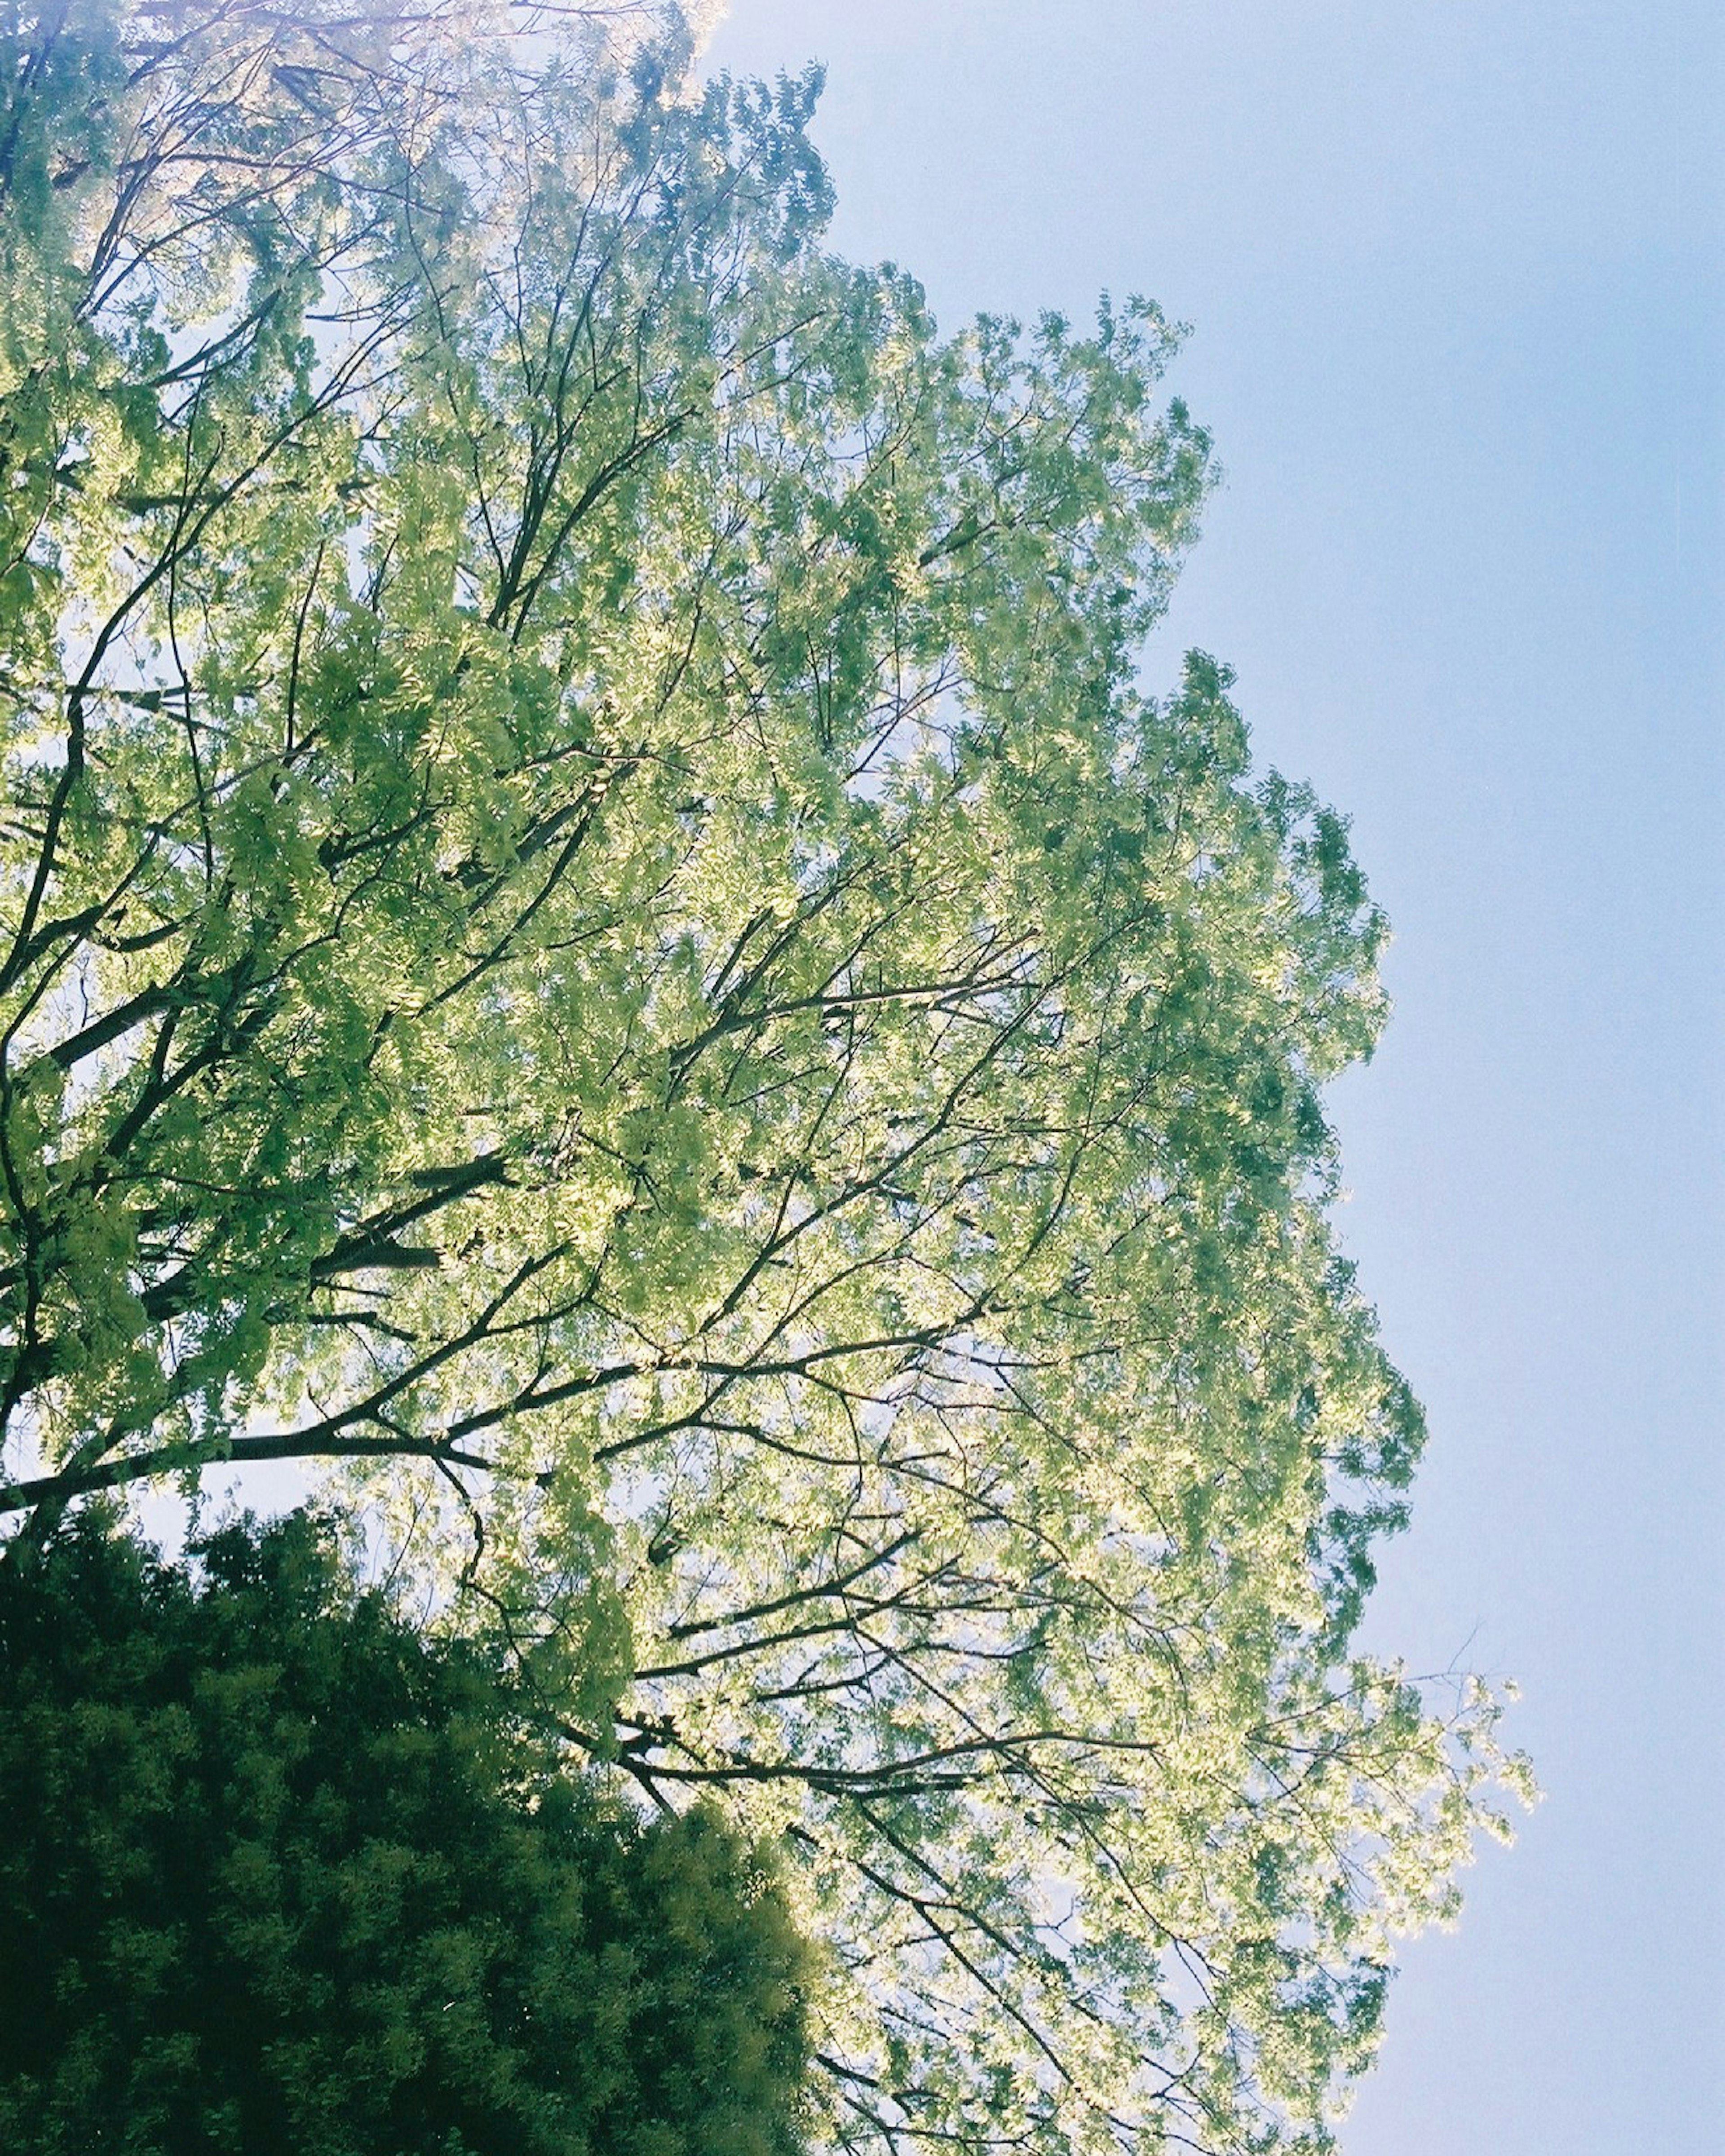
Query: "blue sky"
700 4 1725 2151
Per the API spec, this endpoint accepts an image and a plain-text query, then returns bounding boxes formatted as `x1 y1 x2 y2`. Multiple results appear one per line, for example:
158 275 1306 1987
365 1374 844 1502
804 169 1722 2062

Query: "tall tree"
0 5 1529 2151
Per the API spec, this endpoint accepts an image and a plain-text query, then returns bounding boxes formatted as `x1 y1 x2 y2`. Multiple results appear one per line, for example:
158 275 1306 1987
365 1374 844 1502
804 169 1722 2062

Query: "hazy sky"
700 5 1724 2152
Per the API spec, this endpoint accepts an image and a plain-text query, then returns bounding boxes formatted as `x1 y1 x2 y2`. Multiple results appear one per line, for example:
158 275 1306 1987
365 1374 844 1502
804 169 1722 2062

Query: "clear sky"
700 5 1725 2152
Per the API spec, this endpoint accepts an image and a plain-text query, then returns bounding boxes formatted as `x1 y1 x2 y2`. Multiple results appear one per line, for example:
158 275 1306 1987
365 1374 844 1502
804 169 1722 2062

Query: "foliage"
0 5 1530 2151
0 1507 813 2156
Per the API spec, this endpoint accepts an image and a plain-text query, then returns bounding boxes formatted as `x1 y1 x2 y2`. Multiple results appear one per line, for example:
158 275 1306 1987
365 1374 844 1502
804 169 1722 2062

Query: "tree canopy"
0 5 1529 2151
0 1507 812 2155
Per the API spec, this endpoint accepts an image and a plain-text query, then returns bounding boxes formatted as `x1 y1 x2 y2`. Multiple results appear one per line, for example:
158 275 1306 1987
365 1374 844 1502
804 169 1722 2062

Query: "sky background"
699 5 1725 2152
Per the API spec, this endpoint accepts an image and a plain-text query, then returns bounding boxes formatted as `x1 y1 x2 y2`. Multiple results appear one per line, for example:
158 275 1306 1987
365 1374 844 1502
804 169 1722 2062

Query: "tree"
0 5 1529 2151
0 1507 813 2156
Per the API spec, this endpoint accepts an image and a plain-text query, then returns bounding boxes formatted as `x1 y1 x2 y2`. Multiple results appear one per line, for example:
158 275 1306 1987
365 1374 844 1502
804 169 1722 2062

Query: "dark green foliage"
0 1512 812 2156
